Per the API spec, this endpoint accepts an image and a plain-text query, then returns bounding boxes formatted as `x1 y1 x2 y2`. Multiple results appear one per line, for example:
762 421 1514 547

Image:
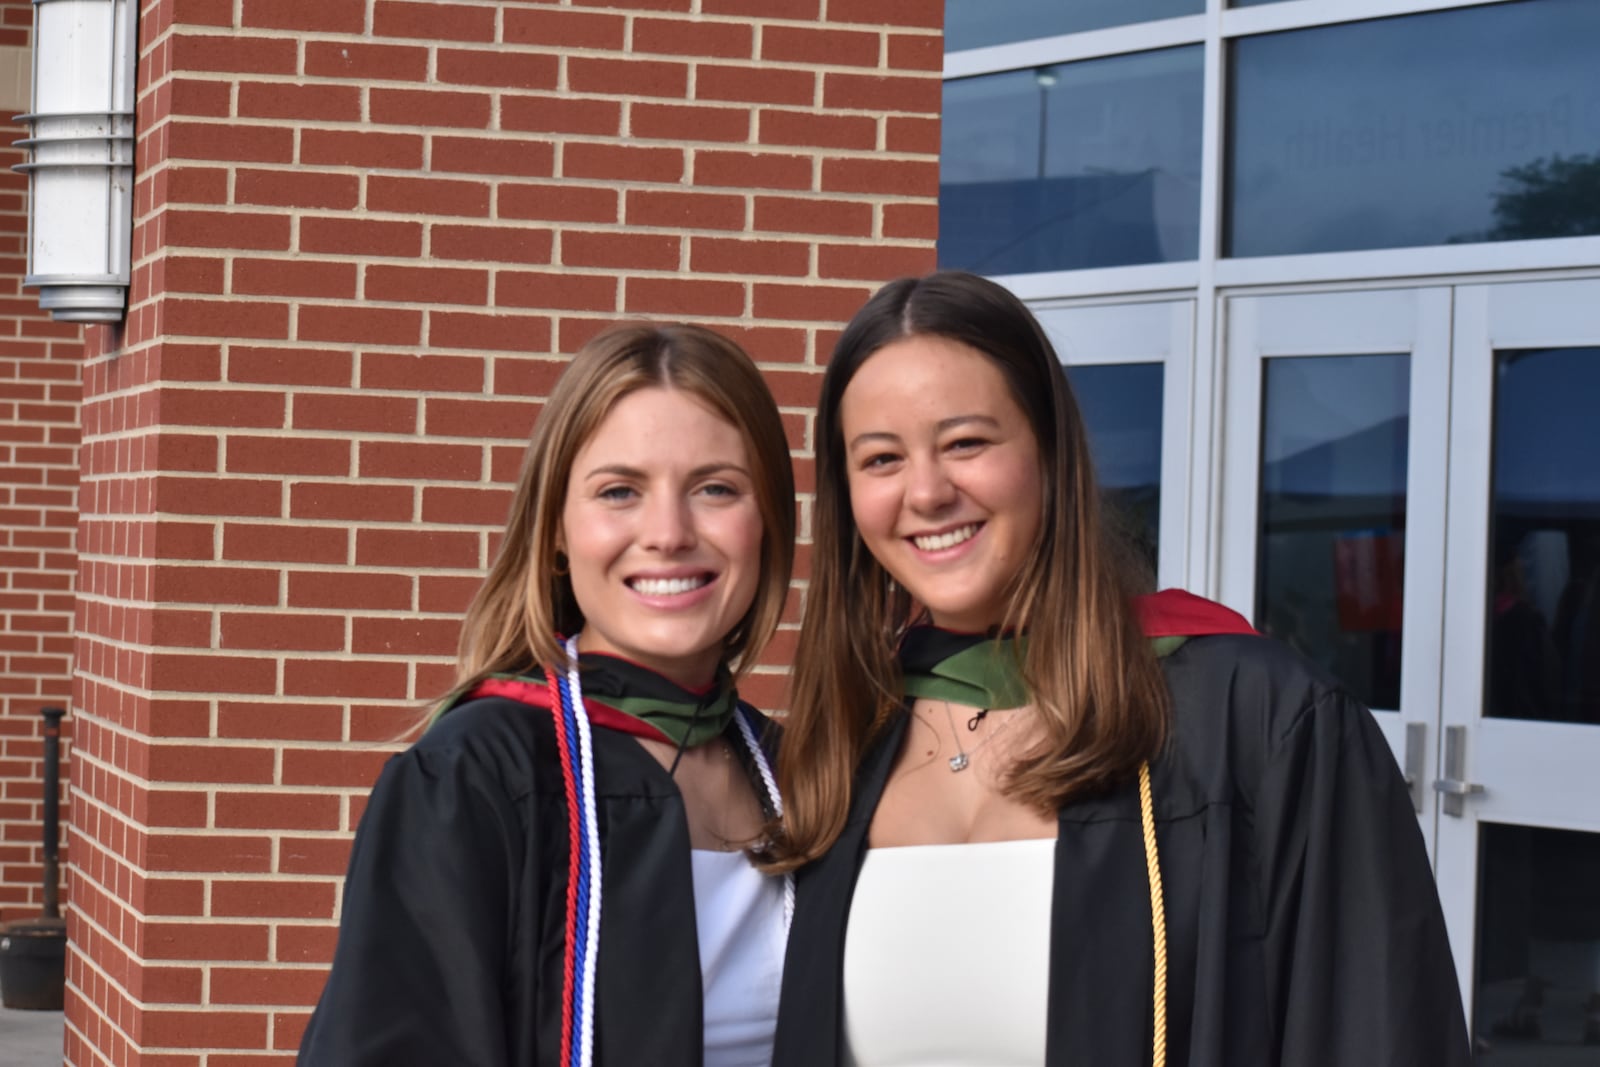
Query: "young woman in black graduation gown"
765 271 1472 1067
299 324 796 1067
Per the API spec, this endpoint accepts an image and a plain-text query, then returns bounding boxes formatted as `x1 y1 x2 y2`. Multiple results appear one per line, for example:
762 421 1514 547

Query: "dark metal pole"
40 706 64 921
0 707 68 1010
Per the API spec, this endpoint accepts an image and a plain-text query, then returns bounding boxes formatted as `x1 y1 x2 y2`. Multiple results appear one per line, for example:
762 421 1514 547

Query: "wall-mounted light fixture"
14 0 137 323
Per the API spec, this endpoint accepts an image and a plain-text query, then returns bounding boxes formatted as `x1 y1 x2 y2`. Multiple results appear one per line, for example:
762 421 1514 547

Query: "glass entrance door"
1219 279 1600 1057
1219 288 1453 839
1437 280 1600 1061
1033 298 1194 591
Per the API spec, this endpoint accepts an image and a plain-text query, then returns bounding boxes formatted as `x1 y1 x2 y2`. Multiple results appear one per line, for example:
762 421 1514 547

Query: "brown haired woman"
299 324 797 1067
767 272 1471 1067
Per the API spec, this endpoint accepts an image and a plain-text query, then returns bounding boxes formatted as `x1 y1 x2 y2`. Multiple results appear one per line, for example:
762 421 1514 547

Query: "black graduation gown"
772 634 1472 1067
298 694 776 1067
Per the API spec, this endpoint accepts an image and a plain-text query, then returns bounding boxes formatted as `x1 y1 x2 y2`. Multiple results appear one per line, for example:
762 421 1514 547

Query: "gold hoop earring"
552 551 569 577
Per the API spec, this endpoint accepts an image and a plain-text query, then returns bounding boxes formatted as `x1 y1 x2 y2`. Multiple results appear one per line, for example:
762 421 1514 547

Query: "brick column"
0 0 82 927
67 1 940 1063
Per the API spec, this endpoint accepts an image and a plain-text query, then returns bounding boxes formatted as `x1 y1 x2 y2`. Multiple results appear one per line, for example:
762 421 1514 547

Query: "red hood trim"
1134 588 1257 638
467 676 675 744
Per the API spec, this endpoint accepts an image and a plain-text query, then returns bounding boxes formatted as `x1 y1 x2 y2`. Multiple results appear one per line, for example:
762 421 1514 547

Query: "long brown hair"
453 323 796 695
767 271 1169 871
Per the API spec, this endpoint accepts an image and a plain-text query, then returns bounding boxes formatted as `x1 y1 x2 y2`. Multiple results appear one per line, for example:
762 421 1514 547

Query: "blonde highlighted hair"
453 323 796 695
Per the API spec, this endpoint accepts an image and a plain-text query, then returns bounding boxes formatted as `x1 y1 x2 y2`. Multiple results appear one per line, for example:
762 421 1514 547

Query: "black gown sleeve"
1253 687 1472 1066
297 711 534 1066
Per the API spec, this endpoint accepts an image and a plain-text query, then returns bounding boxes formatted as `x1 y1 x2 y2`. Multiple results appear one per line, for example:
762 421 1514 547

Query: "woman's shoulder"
1154 633 1381 813
1165 629 1342 694
1160 632 1363 751
400 694 561 801
736 700 780 740
737 699 776 724
731 699 783 780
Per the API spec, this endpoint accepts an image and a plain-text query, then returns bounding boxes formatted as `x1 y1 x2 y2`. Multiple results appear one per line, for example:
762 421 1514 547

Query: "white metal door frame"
1217 287 1454 843
1034 298 1196 592
1433 279 1600 1014
1026 277 1600 1031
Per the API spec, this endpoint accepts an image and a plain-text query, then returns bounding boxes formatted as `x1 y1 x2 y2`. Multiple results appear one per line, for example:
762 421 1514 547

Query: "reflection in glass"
1256 354 1409 711
939 47 1203 275
945 0 1202 52
1065 363 1163 585
1228 0 1600 256
1488 347 1600 727
1476 824 1600 1059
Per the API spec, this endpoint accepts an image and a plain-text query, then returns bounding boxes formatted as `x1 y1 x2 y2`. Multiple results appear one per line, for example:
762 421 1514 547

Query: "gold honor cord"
1138 761 1168 1067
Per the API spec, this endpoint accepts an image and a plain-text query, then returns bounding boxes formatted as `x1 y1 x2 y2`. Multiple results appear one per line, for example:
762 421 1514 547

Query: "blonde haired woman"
768 272 1470 1067
301 324 796 1067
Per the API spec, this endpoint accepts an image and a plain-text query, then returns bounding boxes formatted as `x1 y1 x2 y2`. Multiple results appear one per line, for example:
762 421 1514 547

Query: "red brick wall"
0 0 84 928
66 1 940 1063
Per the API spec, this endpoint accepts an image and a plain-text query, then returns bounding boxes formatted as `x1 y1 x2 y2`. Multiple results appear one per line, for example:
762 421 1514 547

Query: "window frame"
943 0 1600 295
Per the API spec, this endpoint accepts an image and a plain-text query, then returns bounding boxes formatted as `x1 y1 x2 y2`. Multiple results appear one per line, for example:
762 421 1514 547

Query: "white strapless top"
843 838 1055 1067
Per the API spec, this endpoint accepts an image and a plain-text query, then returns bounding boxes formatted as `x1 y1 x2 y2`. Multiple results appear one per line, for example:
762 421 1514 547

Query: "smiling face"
839 333 1045 633
561 386 764 687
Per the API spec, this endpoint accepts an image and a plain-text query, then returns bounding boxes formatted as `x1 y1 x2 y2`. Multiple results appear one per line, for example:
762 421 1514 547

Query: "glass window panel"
939 46 1203 275
1487 346 1600 727
1064 363 1163 583
945 0 1202 52
1256 354 1409 711
1228 0 1600 257
1475 823 1600 1055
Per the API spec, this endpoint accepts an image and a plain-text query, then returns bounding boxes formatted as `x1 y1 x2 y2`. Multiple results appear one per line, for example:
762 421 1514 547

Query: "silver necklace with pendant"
939 700 1016 772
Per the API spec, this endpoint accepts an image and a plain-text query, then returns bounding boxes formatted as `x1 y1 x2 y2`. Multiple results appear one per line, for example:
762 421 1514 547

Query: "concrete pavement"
0 1005 63 1066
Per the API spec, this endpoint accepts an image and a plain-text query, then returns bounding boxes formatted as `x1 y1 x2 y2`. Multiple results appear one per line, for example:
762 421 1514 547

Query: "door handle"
1401 721 1425 813
1432 724 1484 817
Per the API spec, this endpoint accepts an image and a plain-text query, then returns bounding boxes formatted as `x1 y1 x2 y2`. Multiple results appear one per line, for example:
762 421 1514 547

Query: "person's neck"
572 636 720 692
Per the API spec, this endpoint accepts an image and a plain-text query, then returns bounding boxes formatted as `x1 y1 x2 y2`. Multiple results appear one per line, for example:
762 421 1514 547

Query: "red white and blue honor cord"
546 637 792 1067
549 638 602 1067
